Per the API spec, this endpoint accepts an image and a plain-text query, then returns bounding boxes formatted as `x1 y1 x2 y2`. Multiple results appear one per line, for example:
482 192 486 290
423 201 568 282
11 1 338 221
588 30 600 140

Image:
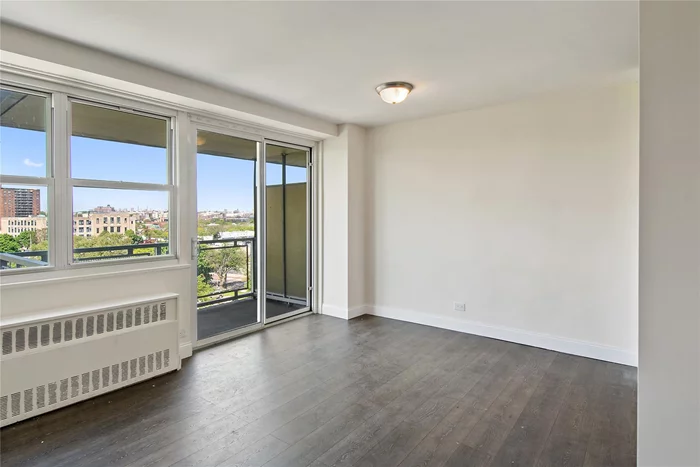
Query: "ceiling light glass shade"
376 82 414 104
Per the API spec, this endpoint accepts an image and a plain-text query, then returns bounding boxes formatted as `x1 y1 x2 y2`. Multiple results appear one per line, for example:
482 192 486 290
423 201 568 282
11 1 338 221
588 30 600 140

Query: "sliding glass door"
196 130 260 341
265 143 310 322
194 130 311 345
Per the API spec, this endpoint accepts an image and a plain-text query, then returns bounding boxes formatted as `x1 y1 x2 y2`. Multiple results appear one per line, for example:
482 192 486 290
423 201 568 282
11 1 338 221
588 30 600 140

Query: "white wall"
322 124 368 319
366 83 639 365
638 2 700 465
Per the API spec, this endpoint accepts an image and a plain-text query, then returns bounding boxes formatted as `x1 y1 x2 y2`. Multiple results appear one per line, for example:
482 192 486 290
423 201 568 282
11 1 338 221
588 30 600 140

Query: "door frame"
189 117 318 349
263 140 313 325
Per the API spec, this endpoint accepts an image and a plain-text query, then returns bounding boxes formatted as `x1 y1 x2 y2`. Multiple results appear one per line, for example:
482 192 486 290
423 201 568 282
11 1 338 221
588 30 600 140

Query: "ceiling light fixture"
375 81 414 104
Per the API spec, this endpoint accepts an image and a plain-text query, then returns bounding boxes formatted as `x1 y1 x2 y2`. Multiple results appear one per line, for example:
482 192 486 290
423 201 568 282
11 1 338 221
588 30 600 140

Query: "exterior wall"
366 83 639 364
0 216 47 236
72 212 137 237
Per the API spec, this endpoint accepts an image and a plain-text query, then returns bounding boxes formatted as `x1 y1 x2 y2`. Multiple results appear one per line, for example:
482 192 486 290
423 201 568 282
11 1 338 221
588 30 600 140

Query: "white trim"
0 292 179 327
321 304 368 320
194 322 263 349
179 341 193 359
367 305 637 366
190 114 317 147
0 262 189 289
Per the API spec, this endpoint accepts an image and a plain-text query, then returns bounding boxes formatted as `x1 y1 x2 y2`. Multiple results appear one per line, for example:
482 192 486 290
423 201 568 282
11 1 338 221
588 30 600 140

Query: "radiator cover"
0 294 180 427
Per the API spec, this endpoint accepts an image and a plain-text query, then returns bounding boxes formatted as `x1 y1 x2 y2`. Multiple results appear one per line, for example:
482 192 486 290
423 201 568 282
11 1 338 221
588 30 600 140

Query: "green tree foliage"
197 274 215 302
197 253 214 281
16 230 38 249
0 234 21 253
202 246 247 288
124 229 143 244
73 231 126 259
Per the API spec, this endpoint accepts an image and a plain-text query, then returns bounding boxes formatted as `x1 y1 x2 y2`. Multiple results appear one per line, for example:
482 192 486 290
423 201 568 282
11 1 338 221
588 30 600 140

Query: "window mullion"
68 179 172 192
53 92 70 270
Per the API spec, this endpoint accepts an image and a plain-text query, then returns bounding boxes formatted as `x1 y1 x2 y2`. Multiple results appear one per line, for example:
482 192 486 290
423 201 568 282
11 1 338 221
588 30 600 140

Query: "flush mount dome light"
375 81 414 104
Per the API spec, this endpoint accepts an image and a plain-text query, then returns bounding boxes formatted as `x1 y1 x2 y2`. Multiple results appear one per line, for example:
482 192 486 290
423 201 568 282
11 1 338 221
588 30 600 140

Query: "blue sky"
1 127 307 213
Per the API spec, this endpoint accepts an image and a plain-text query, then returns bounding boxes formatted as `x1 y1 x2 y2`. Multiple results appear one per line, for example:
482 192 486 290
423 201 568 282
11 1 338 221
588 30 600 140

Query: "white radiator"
0 293 180 427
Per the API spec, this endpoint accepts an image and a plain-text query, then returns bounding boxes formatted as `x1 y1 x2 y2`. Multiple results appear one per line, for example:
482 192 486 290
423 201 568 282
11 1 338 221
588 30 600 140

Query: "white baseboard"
322 304 369 320
367 305 637 367
348 305 370 319
179 342 193 359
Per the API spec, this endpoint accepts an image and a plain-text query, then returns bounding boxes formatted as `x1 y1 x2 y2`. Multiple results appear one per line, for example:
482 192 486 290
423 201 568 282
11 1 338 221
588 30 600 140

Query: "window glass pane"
0 89 48 177
70 102 168 184
265 144 309 319
72 187 169 262
0 184 49 269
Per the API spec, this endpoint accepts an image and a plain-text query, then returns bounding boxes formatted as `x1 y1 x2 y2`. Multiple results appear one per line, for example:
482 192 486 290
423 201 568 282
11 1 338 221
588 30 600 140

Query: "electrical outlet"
454 302 466 312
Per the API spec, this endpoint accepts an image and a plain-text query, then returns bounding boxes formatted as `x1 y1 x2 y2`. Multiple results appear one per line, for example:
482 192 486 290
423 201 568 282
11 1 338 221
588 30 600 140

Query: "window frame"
0 80 178 275
0 84 55 273
66 96 176 267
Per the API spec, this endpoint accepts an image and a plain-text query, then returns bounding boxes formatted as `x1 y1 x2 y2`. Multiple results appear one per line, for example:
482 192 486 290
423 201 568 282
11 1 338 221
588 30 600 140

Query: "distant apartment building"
73 211 138 237
0 187 40 217
0 216 48 236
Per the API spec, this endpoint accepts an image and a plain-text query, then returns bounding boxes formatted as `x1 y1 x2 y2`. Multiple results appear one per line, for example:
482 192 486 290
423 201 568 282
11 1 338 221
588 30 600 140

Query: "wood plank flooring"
0 314 637 467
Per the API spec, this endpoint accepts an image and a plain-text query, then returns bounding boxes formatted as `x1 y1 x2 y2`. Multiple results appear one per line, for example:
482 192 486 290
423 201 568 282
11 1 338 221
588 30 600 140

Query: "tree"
202 246 246 288
124 229 143 245
0 234 21 253
197 274 215 301
16 230 37 249
34 228 48 243
197 253 214 282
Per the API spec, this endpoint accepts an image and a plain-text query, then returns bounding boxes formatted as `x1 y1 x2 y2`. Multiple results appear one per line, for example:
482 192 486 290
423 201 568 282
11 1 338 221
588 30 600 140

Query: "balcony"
0 237 305 341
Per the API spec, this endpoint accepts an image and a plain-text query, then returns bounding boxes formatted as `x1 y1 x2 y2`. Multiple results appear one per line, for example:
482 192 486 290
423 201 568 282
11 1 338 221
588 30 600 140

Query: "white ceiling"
0 1 638 127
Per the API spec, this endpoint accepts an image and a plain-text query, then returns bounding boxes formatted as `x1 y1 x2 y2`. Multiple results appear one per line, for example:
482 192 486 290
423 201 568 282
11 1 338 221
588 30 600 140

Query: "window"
0 86 52 271
0 82 175 273
70 101 172 264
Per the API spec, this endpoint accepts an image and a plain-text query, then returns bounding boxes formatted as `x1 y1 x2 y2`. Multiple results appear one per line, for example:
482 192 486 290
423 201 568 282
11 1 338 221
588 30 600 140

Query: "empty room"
0 2 698 467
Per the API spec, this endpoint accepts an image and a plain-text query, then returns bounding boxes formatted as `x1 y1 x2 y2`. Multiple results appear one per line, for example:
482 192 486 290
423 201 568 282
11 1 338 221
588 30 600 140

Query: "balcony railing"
1 237 257 308
0 242 169 269
196 237 255 308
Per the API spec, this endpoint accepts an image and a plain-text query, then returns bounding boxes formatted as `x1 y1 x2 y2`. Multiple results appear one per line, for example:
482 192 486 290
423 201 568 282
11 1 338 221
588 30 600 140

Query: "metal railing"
196 237 255 308
0 242 169 269
1 237 257 308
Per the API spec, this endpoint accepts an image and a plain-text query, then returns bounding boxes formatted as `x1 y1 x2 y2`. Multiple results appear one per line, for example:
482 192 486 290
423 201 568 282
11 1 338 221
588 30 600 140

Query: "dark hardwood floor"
0 314 637 467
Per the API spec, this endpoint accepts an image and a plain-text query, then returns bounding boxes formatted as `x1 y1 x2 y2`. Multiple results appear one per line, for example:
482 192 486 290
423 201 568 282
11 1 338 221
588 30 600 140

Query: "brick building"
0 187 41 218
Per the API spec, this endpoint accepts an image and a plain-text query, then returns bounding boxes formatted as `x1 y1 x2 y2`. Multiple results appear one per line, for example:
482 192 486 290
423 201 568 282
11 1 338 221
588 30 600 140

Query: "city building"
72 211 138 237
0 187 40 217
0 216 47 236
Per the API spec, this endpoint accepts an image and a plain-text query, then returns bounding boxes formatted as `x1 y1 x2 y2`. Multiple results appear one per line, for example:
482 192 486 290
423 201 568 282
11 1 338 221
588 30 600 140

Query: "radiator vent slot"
28 326 38 349
16 329 25 352
3 332 12 355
